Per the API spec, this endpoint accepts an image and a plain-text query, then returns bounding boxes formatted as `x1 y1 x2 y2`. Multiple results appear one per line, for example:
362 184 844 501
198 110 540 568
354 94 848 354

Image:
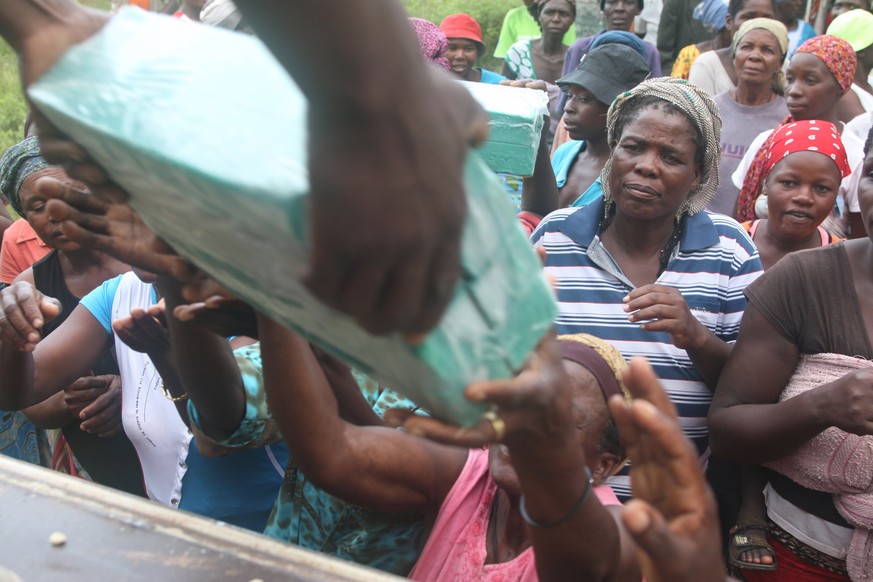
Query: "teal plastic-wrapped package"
459 81 548 177
28 8 557 426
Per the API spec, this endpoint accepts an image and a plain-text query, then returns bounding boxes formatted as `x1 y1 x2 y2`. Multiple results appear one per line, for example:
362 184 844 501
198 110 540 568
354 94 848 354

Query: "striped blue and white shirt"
531 199 762 499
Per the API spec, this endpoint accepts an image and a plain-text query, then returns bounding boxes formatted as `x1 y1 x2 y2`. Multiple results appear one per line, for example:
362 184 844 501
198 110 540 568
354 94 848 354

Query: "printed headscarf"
409 18 451 72
601 77 722 216
793 34 857 93
0 136 51 215
762 120 851 181
735 35 856 221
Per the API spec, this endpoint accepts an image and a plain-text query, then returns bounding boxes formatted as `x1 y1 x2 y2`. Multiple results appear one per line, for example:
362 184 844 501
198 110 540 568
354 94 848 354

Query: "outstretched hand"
113 303 170 355
386 333 571 448
0 282 61 351
40 177 193 279
608 358 725 582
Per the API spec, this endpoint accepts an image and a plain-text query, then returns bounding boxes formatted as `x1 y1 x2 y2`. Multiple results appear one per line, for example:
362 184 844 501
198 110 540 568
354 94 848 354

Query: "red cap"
439 13 485 49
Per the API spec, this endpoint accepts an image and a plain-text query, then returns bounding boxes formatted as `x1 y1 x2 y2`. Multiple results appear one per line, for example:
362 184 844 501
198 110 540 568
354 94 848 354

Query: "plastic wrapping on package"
28 8 557 426
459 81 549 177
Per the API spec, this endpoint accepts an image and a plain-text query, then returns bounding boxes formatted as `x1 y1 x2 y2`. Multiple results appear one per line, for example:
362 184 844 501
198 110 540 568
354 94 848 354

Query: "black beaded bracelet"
519 466 593 528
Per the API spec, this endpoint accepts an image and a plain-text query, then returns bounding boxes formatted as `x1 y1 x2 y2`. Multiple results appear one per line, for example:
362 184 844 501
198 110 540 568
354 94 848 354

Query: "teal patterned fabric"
189 343 427 576
0 409 51 467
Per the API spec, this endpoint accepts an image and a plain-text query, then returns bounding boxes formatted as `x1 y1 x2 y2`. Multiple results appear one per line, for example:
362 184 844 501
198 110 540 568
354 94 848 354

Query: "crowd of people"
0 0 871 580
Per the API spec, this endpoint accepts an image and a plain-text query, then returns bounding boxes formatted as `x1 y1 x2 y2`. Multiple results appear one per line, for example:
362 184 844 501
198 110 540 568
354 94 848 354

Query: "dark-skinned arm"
521 114 560 218
0 282 111 409
708 303 858 463
257 311 466 514
160 277 382 433
231 0 488 337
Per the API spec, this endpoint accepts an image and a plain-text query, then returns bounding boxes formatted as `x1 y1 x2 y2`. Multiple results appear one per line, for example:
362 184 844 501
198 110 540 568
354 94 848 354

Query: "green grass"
0 41 27 152
0 0 111 152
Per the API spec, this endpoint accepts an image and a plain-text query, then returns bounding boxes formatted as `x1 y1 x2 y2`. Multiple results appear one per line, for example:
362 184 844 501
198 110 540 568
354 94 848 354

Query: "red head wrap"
763 120 851 181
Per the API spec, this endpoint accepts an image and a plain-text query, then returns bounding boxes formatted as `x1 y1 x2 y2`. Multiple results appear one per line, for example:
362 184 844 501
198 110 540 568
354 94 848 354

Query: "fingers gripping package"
28 8 556 426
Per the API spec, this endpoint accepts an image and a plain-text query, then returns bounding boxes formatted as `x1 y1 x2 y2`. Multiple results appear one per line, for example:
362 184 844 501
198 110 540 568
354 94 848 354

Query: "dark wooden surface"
0 456 398 581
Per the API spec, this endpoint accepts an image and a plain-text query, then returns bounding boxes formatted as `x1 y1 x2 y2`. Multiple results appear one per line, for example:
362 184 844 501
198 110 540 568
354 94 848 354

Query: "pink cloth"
409 448 620 581
764 353 873 582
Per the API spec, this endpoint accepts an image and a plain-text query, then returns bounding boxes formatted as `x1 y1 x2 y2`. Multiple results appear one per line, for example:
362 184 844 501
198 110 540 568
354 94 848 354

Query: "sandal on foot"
728 523 777 572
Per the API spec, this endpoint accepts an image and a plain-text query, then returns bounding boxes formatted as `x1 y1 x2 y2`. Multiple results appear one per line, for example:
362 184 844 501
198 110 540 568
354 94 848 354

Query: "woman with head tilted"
733 35 864 236
709 17 789 216
532 77 763 501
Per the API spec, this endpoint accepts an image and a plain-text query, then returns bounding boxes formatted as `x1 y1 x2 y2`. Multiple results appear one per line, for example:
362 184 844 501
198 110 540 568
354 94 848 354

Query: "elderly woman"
733 35 865 236
502 0 576 83
532 77 763 504
689 0 778 96
709 18 789 216
709 125 873 581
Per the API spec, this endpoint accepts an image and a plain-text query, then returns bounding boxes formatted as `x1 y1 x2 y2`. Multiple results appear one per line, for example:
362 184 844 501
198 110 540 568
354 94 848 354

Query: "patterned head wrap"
0 136 51 215
735 35 856 221
410 18 451 72
762 120 851 180
601 77 722 216
693 0 729 33
793 35 857 93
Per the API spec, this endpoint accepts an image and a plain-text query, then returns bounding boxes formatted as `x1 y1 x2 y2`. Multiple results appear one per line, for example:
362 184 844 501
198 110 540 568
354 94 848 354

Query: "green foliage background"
0 41 27 154
0 0 110 153
404 0 518 72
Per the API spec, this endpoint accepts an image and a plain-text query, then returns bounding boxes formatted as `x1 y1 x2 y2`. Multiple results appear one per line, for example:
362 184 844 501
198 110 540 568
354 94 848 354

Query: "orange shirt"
0 219 50 284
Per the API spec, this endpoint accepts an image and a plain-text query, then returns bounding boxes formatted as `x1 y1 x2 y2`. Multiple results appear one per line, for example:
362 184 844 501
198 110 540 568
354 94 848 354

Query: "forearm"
685 330 732 391
257 313 354 474
521 123 559 217
147 351 189 424
158 279 244 435
23 391 73 429
510 439 623 581
0 0 78 51
0 346 39 409
709 388 830 463
233 0 426 123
